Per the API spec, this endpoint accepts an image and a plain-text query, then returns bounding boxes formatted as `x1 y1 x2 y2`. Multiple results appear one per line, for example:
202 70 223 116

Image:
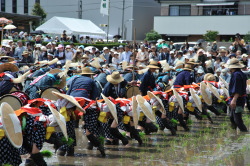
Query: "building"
154 0 250 42
0 0 160 41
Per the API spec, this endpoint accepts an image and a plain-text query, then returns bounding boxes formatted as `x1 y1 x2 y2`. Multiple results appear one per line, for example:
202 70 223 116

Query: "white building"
1 0 160 41
154 0 250 42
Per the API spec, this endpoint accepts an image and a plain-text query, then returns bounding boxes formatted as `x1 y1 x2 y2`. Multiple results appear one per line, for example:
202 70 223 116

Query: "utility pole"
107 0 110 43
78 0 82 19
121 0 125 39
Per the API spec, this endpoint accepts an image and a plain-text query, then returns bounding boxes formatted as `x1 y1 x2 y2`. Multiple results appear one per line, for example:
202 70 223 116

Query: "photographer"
232 33 247 53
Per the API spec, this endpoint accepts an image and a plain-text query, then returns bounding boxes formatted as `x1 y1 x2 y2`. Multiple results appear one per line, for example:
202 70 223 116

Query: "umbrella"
4 24 16 30
113 35 122 39
30 30 45 34
0 17 13 45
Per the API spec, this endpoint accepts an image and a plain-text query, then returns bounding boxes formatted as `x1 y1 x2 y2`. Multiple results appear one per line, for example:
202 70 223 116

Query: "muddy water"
21 113 250 166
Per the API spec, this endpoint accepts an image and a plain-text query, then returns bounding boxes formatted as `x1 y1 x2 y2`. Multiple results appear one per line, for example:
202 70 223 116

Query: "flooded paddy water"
21 112 250 166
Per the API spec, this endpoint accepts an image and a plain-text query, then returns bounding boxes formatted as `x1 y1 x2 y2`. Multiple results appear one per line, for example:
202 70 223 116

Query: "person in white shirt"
136 45 149 66
65 45 74 61
112 52 120 68
121 46 132 63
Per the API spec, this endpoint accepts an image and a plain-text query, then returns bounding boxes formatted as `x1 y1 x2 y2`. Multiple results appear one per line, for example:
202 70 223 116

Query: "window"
24 0 28 13
1 0 5 12
169 5 191 16
12 0 17 13
203 5 238 15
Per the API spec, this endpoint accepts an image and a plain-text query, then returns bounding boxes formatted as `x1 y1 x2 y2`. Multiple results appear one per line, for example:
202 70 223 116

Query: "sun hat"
188 47 194 51
224 58 245 68
101 93 118 123
22 50 29 56
136 95 155 122
52 91 84 112
200 82 212 105
106 71 124 84
187 58 199 65
0 102 23 148
175 61 185 70
197 69 204 74
65 45 71 49
182 64 193 71
103 47 109 51
242 54 248 58
80 67 95 75
219 49 227 53
147 61 159 69
0 63 19 73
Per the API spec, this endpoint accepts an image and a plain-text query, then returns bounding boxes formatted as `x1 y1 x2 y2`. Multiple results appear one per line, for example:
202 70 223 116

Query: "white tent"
36 16 106 36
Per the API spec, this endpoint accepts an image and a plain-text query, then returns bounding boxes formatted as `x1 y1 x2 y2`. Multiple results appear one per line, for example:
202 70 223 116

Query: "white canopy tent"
36 16 106 37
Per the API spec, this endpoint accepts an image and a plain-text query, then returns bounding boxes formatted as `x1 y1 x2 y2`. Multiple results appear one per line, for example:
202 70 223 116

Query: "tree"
243 31 250 42
31 3 47 30
145 30 162 41
203 30 219 42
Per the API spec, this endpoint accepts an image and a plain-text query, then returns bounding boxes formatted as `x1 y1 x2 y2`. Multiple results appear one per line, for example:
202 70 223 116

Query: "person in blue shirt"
139 61 159 96
225 58 248 132
66 67 98 100
173 64 192 88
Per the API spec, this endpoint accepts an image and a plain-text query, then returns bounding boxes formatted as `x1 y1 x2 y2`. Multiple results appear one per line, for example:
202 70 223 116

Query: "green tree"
31 3 47 30
203 30 219 42
243 31 250 42
145 30 162 41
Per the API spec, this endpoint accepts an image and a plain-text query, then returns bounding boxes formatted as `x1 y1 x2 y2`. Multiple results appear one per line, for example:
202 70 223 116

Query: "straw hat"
136 95 155 122
40 87 61 101
47 104 68 141
0 102 23 148
173 88 184 112
132 96 139 128
0 63 19 73
219 49 227 53
0 94 23 111
204 73 214 81
219 76 229 89
200 82 212 105
187 58 199 65
147 61 159 69
207 74 216 81
82 54 89 59
107 71 124 84
52 91 85 112
90 59 101 69
224 58 245 69
207 83 221 100
222 87 229 98
0 56 15 62
101 93 118 123
22 50 29 56
122 61 128 71
147 91 166 114
175 61 184 70
183 64 193 71
80 67 95 75
189 88 202 112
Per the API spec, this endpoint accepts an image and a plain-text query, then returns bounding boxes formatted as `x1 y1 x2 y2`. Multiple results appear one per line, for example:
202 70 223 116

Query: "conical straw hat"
219 76 229 89
207 83 221 100
48 104 68 141
101 93 118 123
52 91 85 112
173 88 184 111
200 82 212 105
136 95 155 122
189 88 202 112
147 91 166 114
0 102 23 148
222 87 229 98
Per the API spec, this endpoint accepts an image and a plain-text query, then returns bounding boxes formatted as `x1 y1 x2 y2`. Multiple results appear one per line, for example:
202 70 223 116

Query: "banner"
100 0 109 15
